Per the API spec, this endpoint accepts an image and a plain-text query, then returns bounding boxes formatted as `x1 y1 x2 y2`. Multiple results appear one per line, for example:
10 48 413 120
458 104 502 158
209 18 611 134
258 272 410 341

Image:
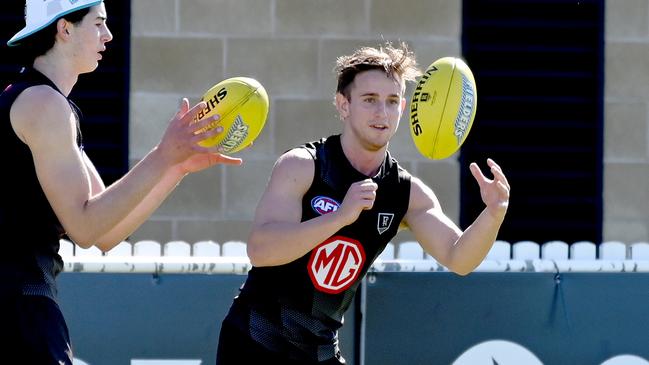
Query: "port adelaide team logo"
308 236 366 294
311 196 340 215
377 213 394 235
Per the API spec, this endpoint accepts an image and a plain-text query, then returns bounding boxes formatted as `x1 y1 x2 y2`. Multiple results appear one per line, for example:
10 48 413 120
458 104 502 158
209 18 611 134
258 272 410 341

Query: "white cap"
7 0 102 47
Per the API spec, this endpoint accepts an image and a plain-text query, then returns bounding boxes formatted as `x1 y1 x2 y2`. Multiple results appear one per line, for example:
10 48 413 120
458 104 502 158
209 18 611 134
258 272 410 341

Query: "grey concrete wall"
128 0 461 245
605 0 649 243
127 0 649 246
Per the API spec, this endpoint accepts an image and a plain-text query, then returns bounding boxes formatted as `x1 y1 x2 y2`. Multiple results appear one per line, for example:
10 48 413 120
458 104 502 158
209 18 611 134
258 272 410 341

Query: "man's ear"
335 93 350 120
56 19 71 40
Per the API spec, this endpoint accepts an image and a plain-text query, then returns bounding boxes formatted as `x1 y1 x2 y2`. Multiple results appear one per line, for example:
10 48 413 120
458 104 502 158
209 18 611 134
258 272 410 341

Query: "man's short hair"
334 41 422 100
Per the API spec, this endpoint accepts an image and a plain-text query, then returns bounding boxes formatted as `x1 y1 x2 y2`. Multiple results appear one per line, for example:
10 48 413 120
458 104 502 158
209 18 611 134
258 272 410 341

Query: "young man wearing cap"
1 1 240 363
215 43 510 364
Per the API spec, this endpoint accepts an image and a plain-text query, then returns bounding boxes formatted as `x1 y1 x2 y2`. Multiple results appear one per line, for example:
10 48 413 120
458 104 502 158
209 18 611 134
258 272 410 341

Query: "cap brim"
7 0 103 47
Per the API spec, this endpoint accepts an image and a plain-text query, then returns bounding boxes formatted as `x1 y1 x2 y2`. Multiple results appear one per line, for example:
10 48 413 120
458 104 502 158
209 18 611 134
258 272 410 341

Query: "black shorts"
1 294 73 365
216 315 345 365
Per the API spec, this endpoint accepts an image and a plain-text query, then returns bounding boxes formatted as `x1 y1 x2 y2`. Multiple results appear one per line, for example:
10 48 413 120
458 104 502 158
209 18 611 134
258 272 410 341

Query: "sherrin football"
409 57 477 160
194 77 269 153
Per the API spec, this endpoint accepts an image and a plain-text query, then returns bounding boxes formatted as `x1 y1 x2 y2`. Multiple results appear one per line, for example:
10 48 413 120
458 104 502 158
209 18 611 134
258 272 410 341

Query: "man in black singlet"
1 1 241 363
216 43 511 364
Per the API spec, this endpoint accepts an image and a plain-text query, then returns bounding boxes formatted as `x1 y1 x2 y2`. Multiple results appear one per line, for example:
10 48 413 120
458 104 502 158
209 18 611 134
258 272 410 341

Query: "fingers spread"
182 101 208 124
487 158 509 188
174 98 190 119
470 162 488 186
191 115 223 135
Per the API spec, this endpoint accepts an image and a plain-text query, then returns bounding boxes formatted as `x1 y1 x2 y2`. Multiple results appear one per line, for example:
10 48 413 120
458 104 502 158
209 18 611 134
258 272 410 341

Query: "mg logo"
311 196 340 215
308 236 366 294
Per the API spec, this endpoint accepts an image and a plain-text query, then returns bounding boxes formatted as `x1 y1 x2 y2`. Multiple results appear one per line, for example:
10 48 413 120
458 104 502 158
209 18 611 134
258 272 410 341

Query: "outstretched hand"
469 158 510 220
158 98 243 173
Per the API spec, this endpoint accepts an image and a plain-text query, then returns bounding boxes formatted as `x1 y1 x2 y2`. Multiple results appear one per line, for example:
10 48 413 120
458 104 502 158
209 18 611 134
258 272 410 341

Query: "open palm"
470 158 510 218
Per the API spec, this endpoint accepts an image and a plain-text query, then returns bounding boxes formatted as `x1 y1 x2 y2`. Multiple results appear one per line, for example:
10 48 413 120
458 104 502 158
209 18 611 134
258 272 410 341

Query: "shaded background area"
460 0 604 244
0 2 130 184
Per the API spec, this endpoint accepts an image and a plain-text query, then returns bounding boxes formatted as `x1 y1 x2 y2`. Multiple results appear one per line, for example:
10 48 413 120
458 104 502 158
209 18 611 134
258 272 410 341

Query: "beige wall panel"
414 160 461 224
129 93 182 159
604 219 649 244
131 0 176 35
410 39 462 68
274 99 342 154
605 43 649 99
604 101 648 161
604 163 649 219
606 0 649 38
154 167 224 219
226 39 319 97
131 37 224 94
370 0 461 38
177 220 252 243
224 161 274 220
276 0 367 36
179 0 272 35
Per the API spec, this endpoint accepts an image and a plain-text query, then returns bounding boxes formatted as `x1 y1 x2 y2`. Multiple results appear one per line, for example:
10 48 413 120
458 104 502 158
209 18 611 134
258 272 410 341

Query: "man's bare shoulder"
269 147 315 188
277 147 314 165
10 85 74 142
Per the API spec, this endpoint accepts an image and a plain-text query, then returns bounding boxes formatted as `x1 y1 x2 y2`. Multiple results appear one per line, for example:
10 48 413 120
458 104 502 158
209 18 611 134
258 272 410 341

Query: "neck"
340 133 387 177
32 53 78 96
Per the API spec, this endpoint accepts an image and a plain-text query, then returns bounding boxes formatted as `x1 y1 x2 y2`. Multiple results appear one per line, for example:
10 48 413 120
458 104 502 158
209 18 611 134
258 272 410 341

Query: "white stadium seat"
163 240 191 256
192 240 220 257
133 240 162 257
221 240 247 257
630 242 649 260
570 241 597 260
541 240 569 260
105 241 132 257
486 240 511 260
599 241 627 260
512 240 540 260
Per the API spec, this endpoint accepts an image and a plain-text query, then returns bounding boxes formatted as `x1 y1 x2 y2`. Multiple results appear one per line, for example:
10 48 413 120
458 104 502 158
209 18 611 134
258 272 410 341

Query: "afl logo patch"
311 196 340 215
308 236 366 294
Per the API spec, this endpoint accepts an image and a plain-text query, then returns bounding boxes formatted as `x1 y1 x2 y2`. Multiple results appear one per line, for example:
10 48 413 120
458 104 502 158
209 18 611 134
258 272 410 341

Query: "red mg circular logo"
307 236 366 294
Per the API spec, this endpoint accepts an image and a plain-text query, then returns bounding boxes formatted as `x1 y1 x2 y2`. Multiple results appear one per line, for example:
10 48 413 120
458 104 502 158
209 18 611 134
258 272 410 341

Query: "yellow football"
194 77 269 153
409 57 477 159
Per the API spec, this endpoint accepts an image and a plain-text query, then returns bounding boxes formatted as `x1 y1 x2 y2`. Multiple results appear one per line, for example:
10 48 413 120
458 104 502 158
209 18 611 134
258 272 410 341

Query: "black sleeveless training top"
227 134 411 362
0 67 82 300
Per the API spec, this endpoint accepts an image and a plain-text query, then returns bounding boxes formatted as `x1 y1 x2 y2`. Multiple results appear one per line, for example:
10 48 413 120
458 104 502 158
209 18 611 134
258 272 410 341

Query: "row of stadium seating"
59 239 247 258
58 239 649 273
374 240 649 273
60 239 649 260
